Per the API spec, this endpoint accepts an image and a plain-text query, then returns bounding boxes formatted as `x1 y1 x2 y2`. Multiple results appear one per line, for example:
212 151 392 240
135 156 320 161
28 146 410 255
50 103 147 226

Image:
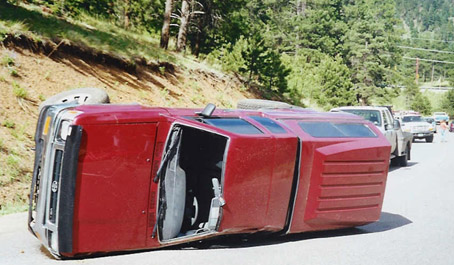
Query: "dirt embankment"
0 43 256 212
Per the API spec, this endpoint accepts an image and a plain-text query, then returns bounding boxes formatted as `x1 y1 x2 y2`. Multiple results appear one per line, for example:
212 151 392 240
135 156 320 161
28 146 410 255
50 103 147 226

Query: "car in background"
433 112 449 125
450 121 454 132
330 106 412 166
423 117 437 133
401 115 434 142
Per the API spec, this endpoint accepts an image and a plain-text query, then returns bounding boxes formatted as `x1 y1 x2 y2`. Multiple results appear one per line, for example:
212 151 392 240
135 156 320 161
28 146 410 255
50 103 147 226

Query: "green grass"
422 90 446 112
2 119 15 128
0 202 28 216
0 138 4 152
391 89 447 113
1 53 15 66
6 153 19 168
0 2 176 64
12 81 27 98
8 66 18 76
10 124 26 140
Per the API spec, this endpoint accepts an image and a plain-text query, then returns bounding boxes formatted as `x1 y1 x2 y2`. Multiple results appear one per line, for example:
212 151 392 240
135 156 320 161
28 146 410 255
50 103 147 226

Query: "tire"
237 99 292 110
390 157 399 167
398 145 410 167
39 87 110 111
392 145 409 167
425 135 434 143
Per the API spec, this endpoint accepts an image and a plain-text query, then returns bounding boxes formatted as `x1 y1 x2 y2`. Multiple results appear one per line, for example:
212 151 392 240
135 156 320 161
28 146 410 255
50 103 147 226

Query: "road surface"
1 132 453 265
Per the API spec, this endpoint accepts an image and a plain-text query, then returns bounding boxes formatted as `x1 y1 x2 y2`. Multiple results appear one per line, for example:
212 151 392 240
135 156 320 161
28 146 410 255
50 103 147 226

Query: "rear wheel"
237 99 292 110
399 145 410 167
392 145 409 167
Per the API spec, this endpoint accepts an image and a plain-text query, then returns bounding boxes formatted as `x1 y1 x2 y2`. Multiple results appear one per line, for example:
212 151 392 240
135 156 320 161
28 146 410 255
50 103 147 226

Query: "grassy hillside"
0 2 258 214
0 2 175 64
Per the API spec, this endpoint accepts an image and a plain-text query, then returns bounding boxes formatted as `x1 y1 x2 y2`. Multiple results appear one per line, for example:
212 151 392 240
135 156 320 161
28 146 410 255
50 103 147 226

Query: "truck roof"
72 104 367 125
330 106 390 112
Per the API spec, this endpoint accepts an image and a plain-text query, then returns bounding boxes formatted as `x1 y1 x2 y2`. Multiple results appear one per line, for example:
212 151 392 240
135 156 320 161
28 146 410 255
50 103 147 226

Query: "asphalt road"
1 132 454 265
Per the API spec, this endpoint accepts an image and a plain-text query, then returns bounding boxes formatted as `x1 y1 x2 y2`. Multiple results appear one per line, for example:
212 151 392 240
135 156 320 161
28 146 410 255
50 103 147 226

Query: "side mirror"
198 103 216 117
393 119 401 130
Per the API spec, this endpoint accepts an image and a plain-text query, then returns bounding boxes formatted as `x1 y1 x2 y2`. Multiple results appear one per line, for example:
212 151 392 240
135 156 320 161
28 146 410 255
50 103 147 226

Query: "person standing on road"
440 120 448 142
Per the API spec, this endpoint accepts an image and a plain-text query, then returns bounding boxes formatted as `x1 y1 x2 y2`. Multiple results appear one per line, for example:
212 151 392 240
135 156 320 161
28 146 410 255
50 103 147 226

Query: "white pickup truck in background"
331 106 413 166
397 114 434 142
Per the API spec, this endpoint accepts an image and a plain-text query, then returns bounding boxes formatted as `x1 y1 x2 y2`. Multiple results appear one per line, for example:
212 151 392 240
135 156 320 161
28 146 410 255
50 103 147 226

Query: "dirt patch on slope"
0 46 256 211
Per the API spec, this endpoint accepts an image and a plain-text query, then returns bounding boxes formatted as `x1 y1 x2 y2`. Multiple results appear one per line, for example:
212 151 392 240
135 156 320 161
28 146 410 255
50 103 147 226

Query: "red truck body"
28 104 391 258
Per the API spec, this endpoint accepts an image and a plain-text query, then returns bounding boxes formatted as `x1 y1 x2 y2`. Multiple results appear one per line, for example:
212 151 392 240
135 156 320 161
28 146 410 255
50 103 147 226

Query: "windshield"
340 109 382 126
402 116 423 122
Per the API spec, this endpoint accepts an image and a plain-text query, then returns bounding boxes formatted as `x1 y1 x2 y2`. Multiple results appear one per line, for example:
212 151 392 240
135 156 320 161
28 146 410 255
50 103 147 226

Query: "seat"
369 116 379 124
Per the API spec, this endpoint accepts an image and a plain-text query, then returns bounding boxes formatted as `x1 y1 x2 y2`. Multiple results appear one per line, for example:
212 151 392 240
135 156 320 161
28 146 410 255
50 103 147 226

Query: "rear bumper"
412 132 433 139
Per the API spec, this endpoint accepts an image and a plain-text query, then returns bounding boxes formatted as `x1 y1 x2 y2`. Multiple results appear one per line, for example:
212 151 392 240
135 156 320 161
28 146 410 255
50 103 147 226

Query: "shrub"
8 67 18 77
1 54 15 67
12 81 28 99
2 120 15 128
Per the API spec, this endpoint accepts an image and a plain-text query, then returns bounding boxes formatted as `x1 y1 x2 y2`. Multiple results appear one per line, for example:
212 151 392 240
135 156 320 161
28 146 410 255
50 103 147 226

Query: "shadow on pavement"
356 212 412 233
63 212 411 259
388 161 418 172
181 212 412 250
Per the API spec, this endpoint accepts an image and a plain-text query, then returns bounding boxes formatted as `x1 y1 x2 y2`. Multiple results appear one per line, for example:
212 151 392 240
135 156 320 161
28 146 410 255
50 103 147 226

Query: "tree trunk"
247 57 256 88
60 0 66 15
296 0 306 16
176 0 191 52
295 1 306 52
124 0 130 28
193 19 203 57
160 0 174 49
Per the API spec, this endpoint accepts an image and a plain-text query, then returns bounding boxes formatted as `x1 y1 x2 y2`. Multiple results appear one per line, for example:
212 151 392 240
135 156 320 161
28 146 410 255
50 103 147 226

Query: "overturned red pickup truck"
28 101 391 258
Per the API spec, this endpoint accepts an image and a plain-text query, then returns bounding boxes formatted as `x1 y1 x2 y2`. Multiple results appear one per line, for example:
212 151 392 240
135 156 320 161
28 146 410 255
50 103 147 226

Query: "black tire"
390 157 399 167
39 87 110 111
398 145 410 167
237 99 292 110
392 144 410 167
425 135 434 143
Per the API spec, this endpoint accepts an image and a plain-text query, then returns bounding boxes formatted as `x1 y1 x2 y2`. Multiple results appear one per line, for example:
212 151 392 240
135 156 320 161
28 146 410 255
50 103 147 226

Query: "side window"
298 122 377 138
382 111 390 129
203 118 263 135
249 116 287 134
386 111 394 129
